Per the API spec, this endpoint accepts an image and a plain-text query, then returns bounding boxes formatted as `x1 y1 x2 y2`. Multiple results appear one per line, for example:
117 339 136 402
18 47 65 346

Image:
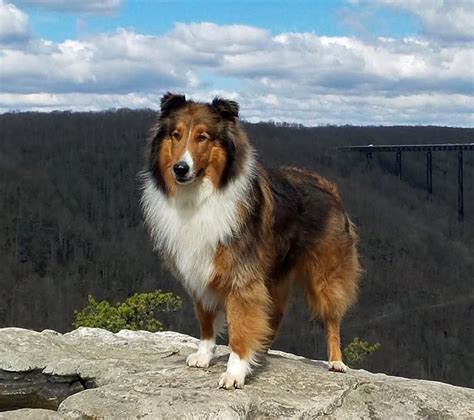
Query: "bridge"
338 143 474 220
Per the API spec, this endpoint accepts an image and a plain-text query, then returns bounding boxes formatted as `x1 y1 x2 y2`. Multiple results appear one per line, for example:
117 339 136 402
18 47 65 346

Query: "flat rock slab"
0 328 472 419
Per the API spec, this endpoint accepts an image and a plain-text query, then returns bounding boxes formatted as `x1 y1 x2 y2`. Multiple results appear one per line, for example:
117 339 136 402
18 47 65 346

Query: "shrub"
73 290 182 333
343 337 381 367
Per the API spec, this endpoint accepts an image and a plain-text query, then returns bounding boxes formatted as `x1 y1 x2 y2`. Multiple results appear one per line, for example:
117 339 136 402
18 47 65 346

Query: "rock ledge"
0 328 472 419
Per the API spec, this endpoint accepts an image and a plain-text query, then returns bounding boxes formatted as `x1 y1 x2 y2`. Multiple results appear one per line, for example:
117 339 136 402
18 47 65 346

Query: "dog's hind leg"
324 317 347 372
303 271 352 372
298 234 360 372
187 300 225 368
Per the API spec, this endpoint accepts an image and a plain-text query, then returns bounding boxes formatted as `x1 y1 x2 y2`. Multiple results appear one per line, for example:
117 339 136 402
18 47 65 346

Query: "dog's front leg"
187 301 225 368
219 285 271 389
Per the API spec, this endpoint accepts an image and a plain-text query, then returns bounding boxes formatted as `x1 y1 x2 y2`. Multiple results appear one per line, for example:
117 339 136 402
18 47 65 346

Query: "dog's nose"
173 161 190 178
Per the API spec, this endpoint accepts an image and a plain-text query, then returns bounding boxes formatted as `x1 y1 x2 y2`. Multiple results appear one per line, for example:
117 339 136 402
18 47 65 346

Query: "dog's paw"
186 351 212 368
328 360 348 373
219 372 245 390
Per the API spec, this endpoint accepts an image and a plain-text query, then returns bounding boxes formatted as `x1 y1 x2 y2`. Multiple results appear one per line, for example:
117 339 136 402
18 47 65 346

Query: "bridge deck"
338 142 472 221
338 143 474 152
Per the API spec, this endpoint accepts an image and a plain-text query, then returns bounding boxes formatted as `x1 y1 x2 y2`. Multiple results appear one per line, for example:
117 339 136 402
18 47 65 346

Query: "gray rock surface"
0 327 472 419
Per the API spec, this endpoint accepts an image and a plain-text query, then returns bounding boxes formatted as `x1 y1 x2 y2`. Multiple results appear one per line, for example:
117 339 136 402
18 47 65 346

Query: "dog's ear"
160 92 186 116
211 97 239 120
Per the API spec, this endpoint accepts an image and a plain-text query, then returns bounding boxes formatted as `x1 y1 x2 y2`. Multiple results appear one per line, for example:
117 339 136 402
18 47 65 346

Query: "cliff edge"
0 328 472 419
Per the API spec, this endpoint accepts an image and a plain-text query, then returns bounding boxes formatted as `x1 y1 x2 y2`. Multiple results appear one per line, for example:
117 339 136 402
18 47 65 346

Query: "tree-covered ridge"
0 110 472 387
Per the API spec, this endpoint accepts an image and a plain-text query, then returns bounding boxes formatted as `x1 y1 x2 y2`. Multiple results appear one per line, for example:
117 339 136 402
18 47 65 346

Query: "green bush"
73 290 182 333
343 337 381 367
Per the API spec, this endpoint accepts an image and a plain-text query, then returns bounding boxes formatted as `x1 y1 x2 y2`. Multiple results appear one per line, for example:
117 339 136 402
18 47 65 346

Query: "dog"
141 93 361 389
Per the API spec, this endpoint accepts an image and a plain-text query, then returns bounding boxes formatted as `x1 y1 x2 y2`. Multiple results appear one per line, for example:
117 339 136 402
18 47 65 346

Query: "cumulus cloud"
0 1 29 43
171 22 270 54
220 33 473 96
240 92 474 127
1 91 472 127
0 29 202 94
0 17 472 126
8 0 123 14
371 0 474 43
3 24 471 96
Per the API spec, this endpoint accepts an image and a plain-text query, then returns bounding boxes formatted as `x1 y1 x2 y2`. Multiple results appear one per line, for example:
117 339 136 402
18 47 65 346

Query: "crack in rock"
322 380 367 416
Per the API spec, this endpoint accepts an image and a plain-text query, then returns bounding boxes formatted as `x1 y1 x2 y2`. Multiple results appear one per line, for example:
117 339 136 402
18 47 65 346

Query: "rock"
0 408 63 419
0 328 472 419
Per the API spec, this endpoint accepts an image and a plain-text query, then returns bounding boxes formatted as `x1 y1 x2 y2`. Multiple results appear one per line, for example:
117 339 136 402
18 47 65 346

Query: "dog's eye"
171 130 180 140
197 133 209 141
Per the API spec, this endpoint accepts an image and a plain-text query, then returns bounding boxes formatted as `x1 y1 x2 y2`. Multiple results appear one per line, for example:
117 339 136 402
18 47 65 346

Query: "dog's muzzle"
172 161 194 184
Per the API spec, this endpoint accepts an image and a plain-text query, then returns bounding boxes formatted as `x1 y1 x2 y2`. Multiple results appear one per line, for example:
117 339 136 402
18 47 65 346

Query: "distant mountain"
0 110 472 387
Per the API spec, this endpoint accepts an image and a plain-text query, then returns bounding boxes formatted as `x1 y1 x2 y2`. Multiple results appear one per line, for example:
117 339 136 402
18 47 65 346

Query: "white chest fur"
141 167 253 309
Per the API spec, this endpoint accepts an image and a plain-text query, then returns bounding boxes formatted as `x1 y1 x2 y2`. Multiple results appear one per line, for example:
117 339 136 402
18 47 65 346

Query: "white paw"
219 372 245 390
219 352 250 389
328 360 348 373
186 351 212 368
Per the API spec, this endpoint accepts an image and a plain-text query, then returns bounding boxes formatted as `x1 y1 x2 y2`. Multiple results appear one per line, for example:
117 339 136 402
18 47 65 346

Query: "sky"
0 0 473 126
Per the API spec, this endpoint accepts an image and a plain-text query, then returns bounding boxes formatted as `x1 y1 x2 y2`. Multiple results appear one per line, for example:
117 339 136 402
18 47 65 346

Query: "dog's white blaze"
141 151 255 310
180 150 194 173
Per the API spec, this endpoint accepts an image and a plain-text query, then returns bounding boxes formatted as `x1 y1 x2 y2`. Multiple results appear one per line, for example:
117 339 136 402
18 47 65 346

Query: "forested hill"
0 110 472 388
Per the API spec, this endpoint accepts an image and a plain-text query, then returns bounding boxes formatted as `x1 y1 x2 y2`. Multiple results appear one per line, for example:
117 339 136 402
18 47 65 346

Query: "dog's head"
147 93 250 195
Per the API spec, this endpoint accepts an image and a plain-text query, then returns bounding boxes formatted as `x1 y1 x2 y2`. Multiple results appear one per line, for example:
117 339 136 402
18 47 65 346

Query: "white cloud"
372 0 474 43
1 91 472 127
0 29 199 93
220 32 473 97
8 0 123 14
0 92 160 110
0 19 472 126
0 1 29 43
171 22 270 54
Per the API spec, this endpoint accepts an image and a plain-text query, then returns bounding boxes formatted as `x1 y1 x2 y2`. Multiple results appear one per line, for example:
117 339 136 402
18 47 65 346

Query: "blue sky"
24 0 418 41
0 0 473 126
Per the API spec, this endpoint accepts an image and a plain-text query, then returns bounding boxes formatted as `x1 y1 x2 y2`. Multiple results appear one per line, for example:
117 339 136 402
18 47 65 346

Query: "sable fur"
141 93 361 389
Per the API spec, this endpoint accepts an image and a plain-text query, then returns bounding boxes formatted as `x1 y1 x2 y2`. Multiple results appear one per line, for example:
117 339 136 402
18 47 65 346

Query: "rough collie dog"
141 93 361 389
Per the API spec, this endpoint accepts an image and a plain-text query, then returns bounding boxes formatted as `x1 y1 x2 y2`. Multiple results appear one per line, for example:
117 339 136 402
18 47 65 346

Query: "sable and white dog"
141 93 361 389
